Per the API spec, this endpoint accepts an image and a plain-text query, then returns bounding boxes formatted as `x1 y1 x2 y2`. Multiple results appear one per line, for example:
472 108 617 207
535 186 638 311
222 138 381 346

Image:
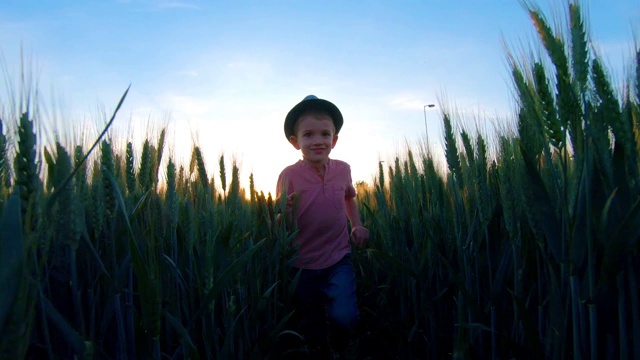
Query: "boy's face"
289 113 338 166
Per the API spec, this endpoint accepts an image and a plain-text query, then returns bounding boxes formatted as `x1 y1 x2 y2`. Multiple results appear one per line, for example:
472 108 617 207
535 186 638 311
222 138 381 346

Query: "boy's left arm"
345 197 369 247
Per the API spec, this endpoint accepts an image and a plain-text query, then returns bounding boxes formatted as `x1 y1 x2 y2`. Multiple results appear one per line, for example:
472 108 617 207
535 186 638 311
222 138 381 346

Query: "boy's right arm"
275 171 295 230
275 192 295 229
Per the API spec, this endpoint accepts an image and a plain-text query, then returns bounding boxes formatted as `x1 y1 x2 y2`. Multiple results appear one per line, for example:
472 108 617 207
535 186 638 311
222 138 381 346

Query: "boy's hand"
350 226 369 247
285 192 297 211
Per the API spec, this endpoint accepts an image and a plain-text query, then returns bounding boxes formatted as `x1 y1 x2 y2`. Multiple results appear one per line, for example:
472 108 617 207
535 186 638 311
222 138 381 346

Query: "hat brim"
284 98 343 139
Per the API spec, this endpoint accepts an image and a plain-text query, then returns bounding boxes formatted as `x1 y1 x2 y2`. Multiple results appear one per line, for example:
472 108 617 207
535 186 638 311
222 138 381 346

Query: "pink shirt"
276 159 357 269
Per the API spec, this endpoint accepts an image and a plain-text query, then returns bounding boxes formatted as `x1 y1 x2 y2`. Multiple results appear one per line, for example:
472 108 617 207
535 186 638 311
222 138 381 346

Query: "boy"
276 95 369 358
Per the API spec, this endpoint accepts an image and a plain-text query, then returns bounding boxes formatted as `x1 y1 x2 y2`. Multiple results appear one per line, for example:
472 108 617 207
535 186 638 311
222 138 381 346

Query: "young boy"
276 95 369 358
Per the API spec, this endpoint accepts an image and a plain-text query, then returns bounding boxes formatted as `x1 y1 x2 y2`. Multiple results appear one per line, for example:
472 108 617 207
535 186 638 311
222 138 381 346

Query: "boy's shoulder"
277 162 304 183
279 161 302 175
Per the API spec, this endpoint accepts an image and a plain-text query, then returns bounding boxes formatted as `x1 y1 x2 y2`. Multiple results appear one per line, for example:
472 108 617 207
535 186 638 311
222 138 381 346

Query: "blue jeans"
292 253 359 350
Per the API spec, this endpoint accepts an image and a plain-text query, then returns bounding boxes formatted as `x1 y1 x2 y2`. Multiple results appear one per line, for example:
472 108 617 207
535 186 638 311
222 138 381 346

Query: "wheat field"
1 2 639 359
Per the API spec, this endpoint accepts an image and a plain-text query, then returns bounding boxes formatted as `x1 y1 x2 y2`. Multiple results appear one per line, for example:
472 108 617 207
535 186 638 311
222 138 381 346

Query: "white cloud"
155 1 200 10
225 61 274 84
161 93 213 116
388 94 434 110
176 69 199 78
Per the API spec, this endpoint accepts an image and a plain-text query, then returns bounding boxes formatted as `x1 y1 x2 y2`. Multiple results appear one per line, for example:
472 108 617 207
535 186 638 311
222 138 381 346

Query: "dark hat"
284 95 343 139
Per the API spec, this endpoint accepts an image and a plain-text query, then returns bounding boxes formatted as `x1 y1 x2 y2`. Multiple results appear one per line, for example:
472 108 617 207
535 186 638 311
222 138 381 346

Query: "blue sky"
1 0 638 194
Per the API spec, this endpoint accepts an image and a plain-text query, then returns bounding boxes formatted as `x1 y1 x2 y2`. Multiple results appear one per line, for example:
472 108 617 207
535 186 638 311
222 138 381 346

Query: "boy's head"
284 95 343 140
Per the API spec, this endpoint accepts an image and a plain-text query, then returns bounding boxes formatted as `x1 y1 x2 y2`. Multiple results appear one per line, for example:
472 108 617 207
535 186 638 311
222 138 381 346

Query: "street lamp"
423 103 436 135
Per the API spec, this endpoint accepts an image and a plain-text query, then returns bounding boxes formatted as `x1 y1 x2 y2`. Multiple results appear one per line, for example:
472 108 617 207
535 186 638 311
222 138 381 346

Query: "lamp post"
423 103 435 135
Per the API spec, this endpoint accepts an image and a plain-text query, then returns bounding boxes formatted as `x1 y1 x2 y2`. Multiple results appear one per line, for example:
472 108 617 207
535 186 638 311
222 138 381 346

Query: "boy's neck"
302 158 329 179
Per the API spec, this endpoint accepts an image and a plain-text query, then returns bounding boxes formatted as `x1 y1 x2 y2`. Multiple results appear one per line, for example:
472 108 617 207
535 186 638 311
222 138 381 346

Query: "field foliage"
1 2 639 359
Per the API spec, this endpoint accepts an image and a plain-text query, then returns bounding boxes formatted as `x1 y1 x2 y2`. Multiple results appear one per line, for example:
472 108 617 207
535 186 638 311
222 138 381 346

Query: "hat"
284 95 343 139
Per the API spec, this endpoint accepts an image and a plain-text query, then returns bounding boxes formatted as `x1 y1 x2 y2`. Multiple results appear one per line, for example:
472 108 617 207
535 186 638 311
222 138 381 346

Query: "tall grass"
0 1 639 359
